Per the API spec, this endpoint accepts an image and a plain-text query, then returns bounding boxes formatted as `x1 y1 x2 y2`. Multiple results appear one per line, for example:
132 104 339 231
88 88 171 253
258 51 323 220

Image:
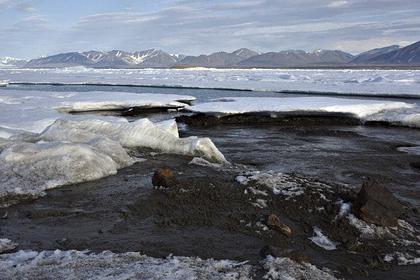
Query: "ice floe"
1 68 420 97
188 96 420 126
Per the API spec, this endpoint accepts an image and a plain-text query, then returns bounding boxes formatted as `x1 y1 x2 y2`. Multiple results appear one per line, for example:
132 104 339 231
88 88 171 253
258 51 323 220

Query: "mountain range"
2 40 420 69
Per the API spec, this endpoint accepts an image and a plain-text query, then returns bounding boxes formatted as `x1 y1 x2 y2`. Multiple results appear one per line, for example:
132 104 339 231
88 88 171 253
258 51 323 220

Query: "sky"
0 0 419 59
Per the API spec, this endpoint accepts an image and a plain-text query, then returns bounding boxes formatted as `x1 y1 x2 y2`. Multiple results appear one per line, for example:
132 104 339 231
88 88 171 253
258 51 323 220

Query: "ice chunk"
0 141 130 201
309 227 339 250
0 239 18 254
40 119 226 163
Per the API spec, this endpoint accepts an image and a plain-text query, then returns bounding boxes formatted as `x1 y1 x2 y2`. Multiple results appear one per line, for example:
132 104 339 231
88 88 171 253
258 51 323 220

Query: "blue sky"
0 0 419 59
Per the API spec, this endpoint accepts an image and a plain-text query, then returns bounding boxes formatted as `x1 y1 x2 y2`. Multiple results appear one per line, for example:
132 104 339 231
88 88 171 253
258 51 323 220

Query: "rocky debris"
355 181 404 227
266 214 293 237
152 168 178 188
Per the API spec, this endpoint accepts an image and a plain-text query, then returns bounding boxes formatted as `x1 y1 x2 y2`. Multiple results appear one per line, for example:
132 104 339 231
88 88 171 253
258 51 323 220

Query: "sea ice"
1 68 420 98
188 96 420 128
0 89 195 136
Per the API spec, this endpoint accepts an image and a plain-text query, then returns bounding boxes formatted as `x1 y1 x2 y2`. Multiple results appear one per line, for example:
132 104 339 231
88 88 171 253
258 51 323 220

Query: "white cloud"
327 0 349 8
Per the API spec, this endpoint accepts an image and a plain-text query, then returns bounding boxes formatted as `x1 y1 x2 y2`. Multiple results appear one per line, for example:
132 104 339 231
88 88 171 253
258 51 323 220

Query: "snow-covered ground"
0 250 339 280
1 68 420 97
189 97 420 127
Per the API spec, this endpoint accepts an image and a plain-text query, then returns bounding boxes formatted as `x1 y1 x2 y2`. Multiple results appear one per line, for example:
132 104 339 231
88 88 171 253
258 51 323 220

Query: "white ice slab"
189 96 420 127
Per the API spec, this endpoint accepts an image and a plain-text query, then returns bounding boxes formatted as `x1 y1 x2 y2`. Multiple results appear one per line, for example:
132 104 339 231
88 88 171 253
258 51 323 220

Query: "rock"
152 168 177 188
409 161 420 170
355 181 403 227
266 214 293 237
260 245 284 258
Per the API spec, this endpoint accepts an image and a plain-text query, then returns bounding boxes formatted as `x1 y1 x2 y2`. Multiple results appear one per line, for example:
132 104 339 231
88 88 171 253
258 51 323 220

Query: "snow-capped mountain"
20 40 420 69
26 49 184 68
0 57 27 68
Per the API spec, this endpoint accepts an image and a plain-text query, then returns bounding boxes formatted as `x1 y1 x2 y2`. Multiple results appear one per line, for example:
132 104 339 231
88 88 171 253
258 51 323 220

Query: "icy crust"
0 250 253 280
0 119 226 205
263 256 339 280
188 97 420 128
1 68 420 97
0 89 195 137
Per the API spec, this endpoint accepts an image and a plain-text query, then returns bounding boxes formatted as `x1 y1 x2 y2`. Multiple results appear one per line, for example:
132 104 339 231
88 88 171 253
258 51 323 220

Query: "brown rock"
266 214 293 237
152 168 177 188
355 180 404 227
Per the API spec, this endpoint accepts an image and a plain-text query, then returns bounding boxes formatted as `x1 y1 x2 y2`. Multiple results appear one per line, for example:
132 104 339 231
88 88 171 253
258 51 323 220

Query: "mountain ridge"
3 40 420 69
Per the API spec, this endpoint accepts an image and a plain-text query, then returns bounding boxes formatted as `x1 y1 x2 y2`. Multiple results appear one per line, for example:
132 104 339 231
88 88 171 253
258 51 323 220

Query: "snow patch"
309 227 339 250
263 256 339 280
236 171 331 199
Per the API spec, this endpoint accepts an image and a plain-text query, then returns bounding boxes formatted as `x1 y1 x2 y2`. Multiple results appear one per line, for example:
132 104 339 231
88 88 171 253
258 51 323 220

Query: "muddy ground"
1 117 420 279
